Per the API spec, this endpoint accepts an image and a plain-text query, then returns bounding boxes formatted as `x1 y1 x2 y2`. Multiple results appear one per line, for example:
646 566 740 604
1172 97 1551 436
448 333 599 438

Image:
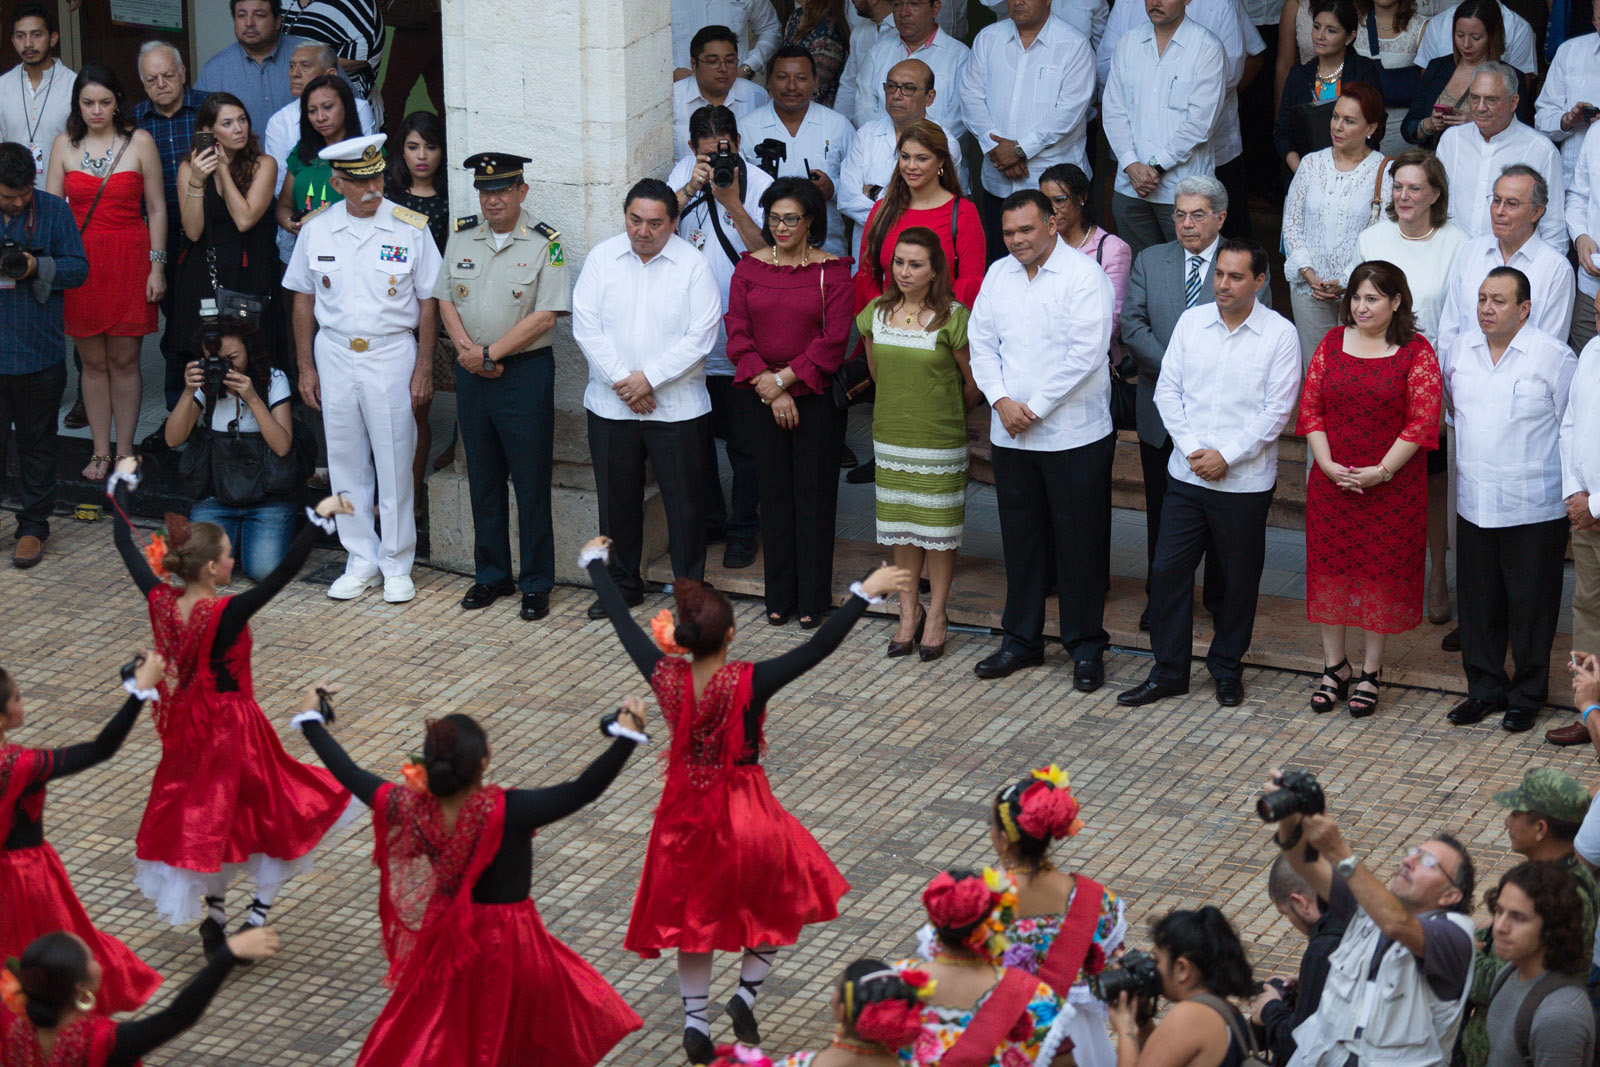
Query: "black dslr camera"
197 298 231 400
1257 769 1325 823
710 138 741 189
1091 949 1162 1003
752 137 787 178
0 238 37 280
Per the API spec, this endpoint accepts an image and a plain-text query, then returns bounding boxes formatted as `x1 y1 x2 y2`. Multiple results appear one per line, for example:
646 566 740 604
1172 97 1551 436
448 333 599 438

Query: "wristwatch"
1013 144 1028 163
739 63 755 77
481 345 495 370
1335 853 1359 879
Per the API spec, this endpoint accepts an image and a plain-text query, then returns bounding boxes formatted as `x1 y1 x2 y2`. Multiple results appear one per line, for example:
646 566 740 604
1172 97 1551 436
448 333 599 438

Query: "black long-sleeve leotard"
585 557 870 750
111 482 321 692
302 721 636 904
103 947 240 1067
4 694 147 851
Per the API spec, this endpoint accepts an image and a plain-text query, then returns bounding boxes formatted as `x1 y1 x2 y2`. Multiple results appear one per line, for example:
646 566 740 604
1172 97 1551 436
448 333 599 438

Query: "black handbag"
1090 235 1137 432
180 404 314 507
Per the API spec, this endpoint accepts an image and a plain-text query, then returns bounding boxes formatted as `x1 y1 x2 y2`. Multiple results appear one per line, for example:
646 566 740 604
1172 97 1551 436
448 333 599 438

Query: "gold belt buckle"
350 337 370 352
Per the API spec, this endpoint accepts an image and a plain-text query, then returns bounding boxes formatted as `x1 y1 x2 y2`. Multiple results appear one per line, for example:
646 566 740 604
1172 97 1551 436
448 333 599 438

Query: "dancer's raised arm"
749 564 912 707
506 697 648 832
46 652 166 779
214 494 356 649
582 536 664 680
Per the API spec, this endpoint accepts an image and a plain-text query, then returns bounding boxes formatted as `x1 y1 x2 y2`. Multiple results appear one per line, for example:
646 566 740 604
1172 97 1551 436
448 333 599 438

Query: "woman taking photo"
1297 261 1440 717
162 322 298 580
274 74 361 261
44 63 166 483
168 92 280 366
1283 82 1392 364
726 177 854 630
1274 0 1385 174
857 227 977 660
1401 0 1530 147
1107 908 1258 1067
855 120 985 311
295 682 644 1065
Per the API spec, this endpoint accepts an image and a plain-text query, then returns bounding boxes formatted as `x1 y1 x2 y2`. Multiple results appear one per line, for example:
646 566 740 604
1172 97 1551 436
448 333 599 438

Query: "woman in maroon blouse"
725 177 855 628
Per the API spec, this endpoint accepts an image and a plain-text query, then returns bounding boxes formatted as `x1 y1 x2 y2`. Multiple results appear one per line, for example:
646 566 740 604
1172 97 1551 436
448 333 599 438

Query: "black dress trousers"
1455 515 1569 712
587 410 709 597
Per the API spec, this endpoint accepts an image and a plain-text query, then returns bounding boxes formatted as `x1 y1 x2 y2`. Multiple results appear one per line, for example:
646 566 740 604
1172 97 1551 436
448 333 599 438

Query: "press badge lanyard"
19 64 57 153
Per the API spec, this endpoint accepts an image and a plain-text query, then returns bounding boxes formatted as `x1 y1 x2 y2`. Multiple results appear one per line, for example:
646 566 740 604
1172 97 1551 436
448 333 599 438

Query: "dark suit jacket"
1122 240 1273 448
1274 52 1387 162
1400 56 1535 147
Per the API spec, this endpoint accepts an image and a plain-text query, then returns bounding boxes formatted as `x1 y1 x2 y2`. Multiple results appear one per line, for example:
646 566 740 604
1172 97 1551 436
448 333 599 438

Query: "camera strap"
685 164 747 269
77 137 132 236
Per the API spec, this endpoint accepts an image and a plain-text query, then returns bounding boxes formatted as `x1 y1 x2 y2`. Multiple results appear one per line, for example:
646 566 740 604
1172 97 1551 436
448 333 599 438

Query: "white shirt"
671 0 782 72
282 199 443 335
666 152 773 375
982 0 1111 51
1101 18 1227 203
0 61 76 188
1435 233 1576 357
852 29 972 138
835 14 896 127
968 237 1115 451
959 17 1097 196
1414 1 1538 72
199 367 292 433
1561 335 1600 513
1435 119 1566 252
1155 301 1302 493
1095 0 1261 164
1564 121 1600 297
1355 219 1470 340
837 114 964 226
1535 33 1600 189
1441 323 1575 526
671 76 770 156
737 102 855 256
571 232 721 423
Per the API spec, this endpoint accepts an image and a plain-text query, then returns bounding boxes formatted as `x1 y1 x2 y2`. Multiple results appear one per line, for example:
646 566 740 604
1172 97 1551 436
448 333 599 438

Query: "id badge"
28 143 43 170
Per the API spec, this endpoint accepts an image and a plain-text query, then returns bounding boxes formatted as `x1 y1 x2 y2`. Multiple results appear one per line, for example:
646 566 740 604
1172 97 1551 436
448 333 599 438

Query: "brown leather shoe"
1544 720 1591 746
12 535 42 569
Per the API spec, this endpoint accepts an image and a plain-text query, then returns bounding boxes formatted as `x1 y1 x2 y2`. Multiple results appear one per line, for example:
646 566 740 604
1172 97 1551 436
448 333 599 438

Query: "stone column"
428 0 675 584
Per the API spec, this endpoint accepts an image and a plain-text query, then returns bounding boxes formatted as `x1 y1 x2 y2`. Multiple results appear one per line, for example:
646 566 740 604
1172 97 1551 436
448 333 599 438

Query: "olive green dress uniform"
433 206 570 597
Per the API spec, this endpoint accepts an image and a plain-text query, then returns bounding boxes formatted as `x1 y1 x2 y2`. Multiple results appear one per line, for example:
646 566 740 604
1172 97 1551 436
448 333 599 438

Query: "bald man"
838 58 964 227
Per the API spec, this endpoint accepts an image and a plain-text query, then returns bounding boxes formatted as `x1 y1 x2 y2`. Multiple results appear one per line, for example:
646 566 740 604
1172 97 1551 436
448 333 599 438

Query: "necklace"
832 1030 889 1055
1399 224 1435 241
81 139 117 179
771 243 811 268
901 303 923 325
1075 225 1095 250
1314 61 1345 85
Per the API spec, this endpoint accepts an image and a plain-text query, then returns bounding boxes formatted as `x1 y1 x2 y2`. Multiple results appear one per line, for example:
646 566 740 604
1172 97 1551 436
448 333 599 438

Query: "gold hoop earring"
74 990 95 1013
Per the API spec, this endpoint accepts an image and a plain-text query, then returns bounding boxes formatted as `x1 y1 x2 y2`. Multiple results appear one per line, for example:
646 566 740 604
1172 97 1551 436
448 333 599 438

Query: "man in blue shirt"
0 142 87 568
195 0 305 131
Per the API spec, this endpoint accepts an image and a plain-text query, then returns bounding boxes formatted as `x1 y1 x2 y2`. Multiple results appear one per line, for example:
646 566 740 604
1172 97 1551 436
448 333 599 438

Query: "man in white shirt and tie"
838 58 963 227
571 179 723 617
851 0 972 137
968 190 1116 690
1117 239 1301 709
671 26 771 154
671 0 782 81
1101 0 1228 258
1440 266 1575 734
960 0 1096 258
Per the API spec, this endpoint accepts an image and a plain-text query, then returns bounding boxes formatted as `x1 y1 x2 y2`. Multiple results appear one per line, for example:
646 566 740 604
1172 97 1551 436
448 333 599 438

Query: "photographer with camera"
1105 908 1260 1067
163 317 300 580
1262 769 1477 1067
0 140 88 569
1251 855 1348 1064
670 104 771 572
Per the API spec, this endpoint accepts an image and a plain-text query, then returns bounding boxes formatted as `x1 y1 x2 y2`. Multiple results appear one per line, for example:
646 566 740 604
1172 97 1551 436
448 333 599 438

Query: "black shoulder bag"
1099 234 1137 432
179 394 314 507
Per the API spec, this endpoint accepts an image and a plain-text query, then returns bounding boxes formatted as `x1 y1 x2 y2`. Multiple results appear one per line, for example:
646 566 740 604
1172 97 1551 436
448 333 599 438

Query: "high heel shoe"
887 610 925 658
1427 590 1453 625
1348 670 1380 718
1310 659 1350 713
918 616 947 661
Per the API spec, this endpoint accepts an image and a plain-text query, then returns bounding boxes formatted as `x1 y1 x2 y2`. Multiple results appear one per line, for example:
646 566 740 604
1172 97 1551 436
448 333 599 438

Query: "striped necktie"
1185 255 1203 308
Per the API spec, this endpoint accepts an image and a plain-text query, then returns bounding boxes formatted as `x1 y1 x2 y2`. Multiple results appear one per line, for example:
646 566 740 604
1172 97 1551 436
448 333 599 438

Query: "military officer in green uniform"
434 152 569 620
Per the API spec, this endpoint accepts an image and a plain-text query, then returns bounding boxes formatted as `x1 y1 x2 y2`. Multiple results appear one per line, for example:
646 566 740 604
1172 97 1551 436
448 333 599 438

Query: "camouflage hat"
1492 767 1591 824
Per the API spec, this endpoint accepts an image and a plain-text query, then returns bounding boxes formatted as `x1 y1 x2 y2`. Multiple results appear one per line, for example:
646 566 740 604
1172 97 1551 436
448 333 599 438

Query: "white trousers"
314 332 417 578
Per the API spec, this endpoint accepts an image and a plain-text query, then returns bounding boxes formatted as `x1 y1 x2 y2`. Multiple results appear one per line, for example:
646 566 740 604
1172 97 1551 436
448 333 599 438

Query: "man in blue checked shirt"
0 142 88 570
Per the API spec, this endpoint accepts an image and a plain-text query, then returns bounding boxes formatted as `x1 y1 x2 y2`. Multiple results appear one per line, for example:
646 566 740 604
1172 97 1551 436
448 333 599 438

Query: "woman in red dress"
294 683 645 1067
106 459 356 952
854 119 985 313
1 926 279 1067
1298 260 1441 717
586 535 910 1064
43 63 165 483
0 657 166 1016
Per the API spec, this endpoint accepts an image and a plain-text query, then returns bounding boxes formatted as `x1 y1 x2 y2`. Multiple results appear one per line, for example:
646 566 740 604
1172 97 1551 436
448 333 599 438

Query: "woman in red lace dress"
1298 260 1441 717
0 658 166 1016
106 459 355 954
295 683 645 1067
586 534 910 1065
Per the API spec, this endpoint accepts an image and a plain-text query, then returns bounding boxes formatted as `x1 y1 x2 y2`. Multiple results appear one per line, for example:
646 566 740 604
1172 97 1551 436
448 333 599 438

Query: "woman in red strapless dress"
107 464 355 959
586 534 911 1065
0 659 167 1016
43 63 166 483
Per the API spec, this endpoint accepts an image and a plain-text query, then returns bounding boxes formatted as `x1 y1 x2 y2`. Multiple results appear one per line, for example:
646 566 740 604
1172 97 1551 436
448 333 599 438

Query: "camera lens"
1257 790 1300 822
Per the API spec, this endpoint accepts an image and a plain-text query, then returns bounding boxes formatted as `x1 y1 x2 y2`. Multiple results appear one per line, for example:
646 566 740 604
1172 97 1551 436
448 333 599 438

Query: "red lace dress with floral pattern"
1297 329 1442 633
0 1013 119 1067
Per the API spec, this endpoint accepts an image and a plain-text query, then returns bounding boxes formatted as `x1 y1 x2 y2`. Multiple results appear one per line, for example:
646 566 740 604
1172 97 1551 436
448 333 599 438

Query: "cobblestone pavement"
3 519 1594 1065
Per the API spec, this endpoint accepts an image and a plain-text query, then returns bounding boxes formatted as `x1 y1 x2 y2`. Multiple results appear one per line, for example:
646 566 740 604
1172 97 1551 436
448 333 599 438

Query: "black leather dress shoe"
520 592 550 620
1138 608 1151 632
723 539 757 569
1441 627 1461 652
460 581 515 610
1447 697 1503 725
1502 706 1540 732
1117 679 1188 706
1073 659 1105 693
1215 678 1244 706
588 590 645 620
974 648 1044 679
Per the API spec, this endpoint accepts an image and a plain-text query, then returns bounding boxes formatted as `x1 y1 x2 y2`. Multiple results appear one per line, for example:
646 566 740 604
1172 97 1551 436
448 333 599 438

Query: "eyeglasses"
1172 210 1213 223
1404 847 1444 869
769 213 806 228
883 80 925 97
695 56 739 68
1466 93 1507 108
1489 194 1528 211
1047 194 1080 208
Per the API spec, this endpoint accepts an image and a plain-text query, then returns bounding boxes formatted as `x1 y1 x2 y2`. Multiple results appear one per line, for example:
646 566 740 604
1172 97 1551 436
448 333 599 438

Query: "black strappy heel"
1310 659 1350 713
1348 670 1380 718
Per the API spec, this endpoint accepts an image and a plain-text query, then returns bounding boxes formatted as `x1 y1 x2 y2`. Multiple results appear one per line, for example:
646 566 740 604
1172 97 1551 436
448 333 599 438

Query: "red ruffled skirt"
357 898 641 1067
0 844 161 1015
625 764 849 957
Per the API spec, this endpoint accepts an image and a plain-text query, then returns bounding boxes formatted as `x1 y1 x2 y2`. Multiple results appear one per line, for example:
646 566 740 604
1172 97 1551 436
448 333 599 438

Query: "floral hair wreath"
140 514 192 581
998 764 1085 844
852 966 931 1047
651 609 690 655
922 869 1018 957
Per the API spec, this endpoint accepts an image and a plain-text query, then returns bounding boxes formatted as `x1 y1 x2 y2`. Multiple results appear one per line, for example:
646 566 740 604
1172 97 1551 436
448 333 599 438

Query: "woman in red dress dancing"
293 682 645 1067
106 458 356 953
585 534 911 1064
1298 260 1441 717
1 926 279 1067
0 657 167 1016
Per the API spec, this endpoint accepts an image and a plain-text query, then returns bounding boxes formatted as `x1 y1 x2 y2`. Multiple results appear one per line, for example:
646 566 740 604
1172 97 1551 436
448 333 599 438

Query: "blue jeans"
189 499 296 581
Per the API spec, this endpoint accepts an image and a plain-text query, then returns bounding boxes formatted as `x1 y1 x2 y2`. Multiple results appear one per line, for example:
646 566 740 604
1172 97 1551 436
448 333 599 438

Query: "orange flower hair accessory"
651 609 690 655
401 753 427 793
145 533 169 579
1 963 26 1020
